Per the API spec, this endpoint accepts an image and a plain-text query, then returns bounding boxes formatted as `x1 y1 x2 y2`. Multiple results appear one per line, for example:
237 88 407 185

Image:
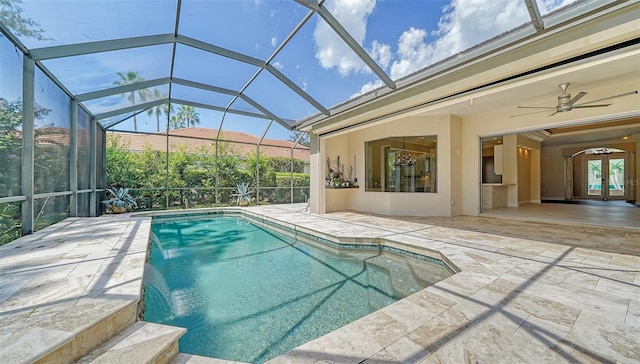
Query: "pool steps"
172 353 249 363
77 321 186 364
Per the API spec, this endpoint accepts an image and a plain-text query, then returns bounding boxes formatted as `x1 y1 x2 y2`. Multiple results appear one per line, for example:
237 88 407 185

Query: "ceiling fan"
512 83 638 117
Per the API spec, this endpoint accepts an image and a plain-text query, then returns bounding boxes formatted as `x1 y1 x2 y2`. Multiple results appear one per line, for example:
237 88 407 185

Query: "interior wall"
540 147 565 200
482 146 503 183
516 134 541 204
572 154 587 197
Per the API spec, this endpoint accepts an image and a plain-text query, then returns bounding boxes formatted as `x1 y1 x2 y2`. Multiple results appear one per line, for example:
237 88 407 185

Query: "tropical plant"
146 90 171 132
176 105 200 128
231 182 254 206
102 187 137 212
113 71 151 132
0 203 21 245
169 115 184 130
0 0 50 41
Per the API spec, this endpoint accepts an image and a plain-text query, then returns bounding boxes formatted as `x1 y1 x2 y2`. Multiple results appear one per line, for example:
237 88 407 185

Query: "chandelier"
395 137 415 166
591 147 613 155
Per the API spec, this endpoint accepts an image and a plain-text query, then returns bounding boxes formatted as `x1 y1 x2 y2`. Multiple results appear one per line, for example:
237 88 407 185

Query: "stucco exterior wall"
321 115 457 216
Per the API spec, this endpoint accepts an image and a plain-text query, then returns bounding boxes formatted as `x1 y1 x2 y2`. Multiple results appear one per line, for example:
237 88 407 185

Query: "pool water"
144 215 452 363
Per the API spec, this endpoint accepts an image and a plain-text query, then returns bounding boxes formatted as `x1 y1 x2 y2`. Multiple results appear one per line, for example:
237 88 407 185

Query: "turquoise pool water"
144 214 452 363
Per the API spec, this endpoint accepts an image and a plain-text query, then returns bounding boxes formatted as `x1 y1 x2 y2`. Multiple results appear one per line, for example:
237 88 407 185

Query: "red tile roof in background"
109 127 310 162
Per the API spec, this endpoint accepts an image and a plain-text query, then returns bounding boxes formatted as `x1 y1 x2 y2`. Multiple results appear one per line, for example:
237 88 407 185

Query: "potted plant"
231 182 254 206
102 187 137 213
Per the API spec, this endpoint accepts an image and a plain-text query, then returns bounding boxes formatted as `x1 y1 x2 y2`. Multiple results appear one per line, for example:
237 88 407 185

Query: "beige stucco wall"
321 115 458 216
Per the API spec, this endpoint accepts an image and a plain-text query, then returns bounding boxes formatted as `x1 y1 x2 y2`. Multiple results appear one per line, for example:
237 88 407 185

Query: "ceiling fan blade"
572 104 611 108
511 109 554 117
576 90 638 106
567 91 587 106
517 106 556 109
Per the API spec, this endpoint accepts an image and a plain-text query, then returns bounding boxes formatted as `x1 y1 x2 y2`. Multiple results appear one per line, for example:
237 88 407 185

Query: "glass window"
0 35 23 198
77 109 91 191
34 68 71 195
365 136 437 193
34 195 69 232
0 202 21 245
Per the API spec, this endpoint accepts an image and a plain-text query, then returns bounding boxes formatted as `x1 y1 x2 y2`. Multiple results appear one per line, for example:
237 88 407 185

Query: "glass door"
585 155 626 200
608 158 625 198
587 158 603 197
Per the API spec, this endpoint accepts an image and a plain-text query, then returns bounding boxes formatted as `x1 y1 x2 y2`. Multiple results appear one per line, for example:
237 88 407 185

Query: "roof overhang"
297 1 640 137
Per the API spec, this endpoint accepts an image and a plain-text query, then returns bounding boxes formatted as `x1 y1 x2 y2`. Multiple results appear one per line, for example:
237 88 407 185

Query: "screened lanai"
0 0 627 245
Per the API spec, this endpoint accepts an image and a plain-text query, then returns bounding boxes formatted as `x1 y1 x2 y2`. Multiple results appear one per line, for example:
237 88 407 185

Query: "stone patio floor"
1 204 639 363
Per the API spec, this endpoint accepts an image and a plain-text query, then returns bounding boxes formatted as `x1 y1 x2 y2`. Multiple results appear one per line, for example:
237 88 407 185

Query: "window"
365 136 437 193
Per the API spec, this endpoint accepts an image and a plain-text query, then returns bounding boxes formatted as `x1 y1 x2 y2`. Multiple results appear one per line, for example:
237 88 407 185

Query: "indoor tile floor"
1 203 638 363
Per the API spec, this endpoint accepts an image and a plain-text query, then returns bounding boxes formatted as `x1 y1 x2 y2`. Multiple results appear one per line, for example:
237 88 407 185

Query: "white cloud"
537 0 576 13
352 80 384 98
272 61 284 70
313 0 376 75
389 27 431 80
351 0 535 97
271 36 277 47
370 40 391 69
427 0 529 65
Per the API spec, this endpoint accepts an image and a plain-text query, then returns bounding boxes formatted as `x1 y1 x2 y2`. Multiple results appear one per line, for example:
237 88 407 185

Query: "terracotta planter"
110 206 127 214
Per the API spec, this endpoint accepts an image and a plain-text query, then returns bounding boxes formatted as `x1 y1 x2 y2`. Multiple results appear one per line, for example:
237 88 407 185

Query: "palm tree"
176 105 200 128
163 103 175 130
113 71 151 132
146 90 170 132
169 115 184 130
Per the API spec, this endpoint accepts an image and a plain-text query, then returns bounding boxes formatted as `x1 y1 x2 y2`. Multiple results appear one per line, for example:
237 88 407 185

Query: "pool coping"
2 205 639 363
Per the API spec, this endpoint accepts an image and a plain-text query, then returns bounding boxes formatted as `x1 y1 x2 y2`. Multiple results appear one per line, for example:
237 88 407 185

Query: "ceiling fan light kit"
513 83 638 117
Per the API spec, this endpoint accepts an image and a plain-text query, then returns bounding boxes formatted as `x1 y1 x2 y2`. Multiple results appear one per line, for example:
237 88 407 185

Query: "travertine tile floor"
1 204 639 363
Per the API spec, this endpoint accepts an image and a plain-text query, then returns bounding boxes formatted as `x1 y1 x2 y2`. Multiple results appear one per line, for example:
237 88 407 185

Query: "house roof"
110 127 310 162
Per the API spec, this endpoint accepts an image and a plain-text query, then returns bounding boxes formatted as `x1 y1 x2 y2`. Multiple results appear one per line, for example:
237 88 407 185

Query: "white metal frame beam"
170 98 271 120
30 34 176 60
30 33 328 124
94 98 168 120
75 78 171 102
524 0 544 31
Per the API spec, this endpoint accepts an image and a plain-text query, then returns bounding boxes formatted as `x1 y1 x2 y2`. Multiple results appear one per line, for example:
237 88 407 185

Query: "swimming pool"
144 213 453 363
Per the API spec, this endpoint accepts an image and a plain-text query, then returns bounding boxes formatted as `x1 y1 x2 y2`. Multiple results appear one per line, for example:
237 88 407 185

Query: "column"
564 156 573 200
70 101 78 217
309 133 325 214
21 58 35 235
89 117 97 217
628 152 635 204
502 134 518 207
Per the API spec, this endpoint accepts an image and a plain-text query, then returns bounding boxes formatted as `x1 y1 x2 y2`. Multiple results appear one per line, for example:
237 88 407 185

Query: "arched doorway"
572 148 628 201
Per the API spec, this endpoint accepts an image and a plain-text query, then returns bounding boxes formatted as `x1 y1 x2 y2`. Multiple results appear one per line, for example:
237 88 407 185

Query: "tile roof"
109 127 310 162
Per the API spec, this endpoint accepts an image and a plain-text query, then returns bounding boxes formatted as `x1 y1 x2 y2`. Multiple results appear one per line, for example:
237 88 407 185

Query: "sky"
7 0 576 140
